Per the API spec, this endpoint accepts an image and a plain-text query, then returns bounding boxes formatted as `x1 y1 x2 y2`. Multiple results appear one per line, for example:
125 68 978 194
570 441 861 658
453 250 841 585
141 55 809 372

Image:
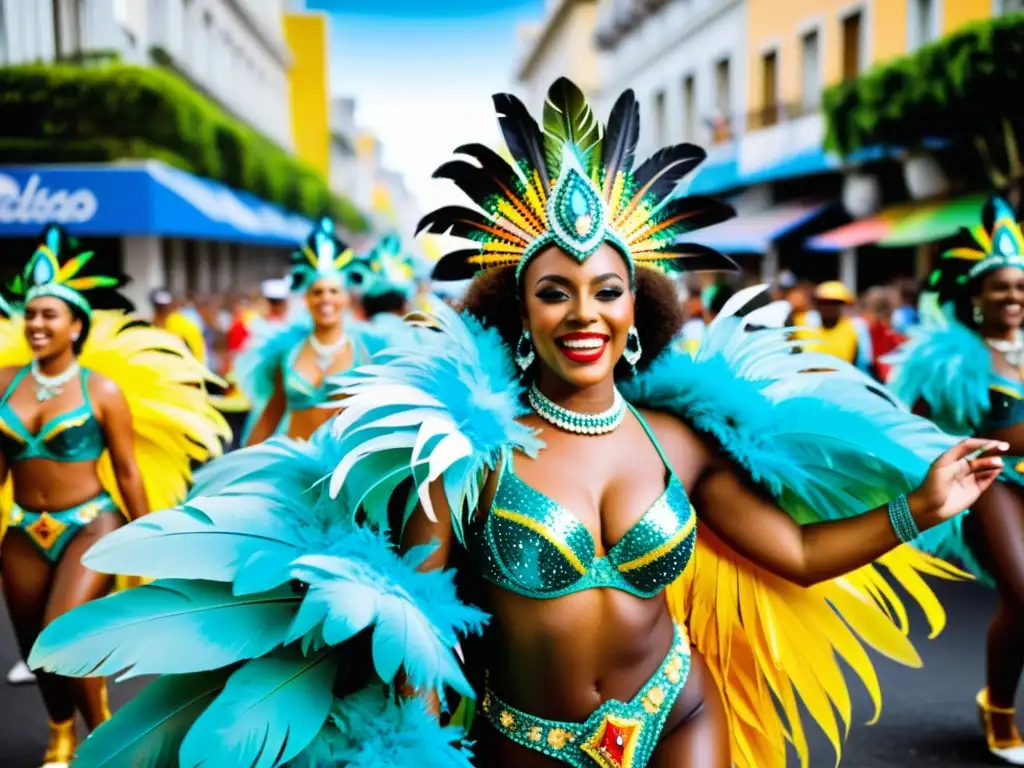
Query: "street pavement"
0 578 1011 766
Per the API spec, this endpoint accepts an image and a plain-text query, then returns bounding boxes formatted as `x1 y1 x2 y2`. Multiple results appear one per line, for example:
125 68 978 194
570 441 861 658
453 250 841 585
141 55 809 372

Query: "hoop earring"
515 330 535 372
623 325 642 374
973 304 983 325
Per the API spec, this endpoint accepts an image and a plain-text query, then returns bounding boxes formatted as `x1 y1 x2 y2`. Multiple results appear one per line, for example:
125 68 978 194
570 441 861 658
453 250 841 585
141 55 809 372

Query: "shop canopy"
695 200 829 254
0 161 314 246
805 193 988 251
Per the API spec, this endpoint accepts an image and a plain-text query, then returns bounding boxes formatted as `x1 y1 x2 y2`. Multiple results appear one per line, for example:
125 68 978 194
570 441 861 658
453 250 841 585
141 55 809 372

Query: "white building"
328 96 423 259
0 0 298 309
514 0 601 116
593 0 746 159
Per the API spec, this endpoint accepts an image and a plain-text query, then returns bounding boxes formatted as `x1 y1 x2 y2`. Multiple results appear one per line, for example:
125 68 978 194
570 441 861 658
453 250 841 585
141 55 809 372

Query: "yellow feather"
670 525 962 768
55 251 94 282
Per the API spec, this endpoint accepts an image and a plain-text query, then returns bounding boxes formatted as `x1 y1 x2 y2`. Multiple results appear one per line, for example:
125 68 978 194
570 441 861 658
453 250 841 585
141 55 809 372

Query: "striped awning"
696 200 829 254
805 202 937 251
877 192 986 247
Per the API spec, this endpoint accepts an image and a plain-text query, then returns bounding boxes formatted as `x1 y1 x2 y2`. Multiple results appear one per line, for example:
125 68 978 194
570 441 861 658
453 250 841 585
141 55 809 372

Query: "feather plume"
542 77 603 179
600 89 641 201
179 647 339 768
73 670 231 768
493 92 550 191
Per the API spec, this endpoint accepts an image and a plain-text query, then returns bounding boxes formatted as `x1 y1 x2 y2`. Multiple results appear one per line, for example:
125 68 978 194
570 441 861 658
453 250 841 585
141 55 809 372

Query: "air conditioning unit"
841 171 882 218
904 151 950 201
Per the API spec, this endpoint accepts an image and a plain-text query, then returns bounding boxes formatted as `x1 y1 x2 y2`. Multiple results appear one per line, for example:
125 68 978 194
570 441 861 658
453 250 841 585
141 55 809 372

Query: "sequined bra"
985 373 1024 432
0 366 105 463
468 405 696 599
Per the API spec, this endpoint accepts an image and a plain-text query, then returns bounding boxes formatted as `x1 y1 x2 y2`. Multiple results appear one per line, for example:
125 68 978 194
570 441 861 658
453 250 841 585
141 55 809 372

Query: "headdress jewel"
4 225 124 317
418 78 737 283
290 217 357 292
943 196 1024 282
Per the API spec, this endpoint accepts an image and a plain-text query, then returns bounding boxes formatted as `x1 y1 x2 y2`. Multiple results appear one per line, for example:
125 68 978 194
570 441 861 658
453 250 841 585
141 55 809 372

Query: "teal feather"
286 532 487 697
179 647 339 768
289 686 473 768
73 670 231 768
30 580 297 679
886 305 991 435
619 285 958 523
328 304 542 541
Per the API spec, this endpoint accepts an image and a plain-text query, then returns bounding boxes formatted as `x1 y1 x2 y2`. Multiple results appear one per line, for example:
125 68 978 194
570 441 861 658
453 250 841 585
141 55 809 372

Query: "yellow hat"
815 281 855 304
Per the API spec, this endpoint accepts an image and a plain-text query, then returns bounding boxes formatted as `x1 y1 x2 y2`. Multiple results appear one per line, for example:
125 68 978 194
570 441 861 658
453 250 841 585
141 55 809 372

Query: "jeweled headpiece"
290 217 357 292
358 232 418 299
1 224 128 317
945 196 1024 281
419 78 737 283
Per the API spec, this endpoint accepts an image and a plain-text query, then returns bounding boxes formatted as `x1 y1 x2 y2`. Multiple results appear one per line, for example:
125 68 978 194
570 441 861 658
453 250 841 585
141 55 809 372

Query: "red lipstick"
555 331 609 364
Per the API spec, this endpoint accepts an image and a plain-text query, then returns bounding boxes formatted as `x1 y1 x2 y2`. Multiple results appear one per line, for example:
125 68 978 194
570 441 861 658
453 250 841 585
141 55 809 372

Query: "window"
712 59 731 143
0 3 7 64
761 50 778 127
841 11 863 81
682 75 695 141
1000 0 1024 14
203 11 214 76
908 0 937 51
652 90 666 146
801 30 820 111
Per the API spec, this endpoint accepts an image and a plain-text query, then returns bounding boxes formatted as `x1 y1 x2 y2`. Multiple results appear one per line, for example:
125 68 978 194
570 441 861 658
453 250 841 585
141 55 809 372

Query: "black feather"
646 243 740 274
432 160 510 213
416 205 502 243
641 196 735 240
630 144 707 205
431 250 489 281
453 143 527 197
493 93 550 190
601 90 640 194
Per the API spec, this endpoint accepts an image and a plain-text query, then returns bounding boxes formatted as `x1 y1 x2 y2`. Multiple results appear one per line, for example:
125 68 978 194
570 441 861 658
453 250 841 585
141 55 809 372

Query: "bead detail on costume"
25 511 66 551
528 384 625 435
887 494 920 544
581 714 642 768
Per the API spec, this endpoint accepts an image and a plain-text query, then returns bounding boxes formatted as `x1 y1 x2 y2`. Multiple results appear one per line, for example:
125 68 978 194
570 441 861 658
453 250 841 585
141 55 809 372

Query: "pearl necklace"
30 359 80 402
308 333 348 372
528 384 625 435
986 331 1024 368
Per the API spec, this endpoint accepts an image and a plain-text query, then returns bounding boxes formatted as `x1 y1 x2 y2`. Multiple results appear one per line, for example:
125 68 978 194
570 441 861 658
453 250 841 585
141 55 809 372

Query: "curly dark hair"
461 265 683 378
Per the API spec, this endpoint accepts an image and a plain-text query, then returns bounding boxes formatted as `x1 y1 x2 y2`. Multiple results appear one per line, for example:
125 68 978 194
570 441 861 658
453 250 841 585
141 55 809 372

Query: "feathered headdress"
1 224 130 317
419 78 737 283
358 233 418 299
290 217 358 292
923 196 1024 306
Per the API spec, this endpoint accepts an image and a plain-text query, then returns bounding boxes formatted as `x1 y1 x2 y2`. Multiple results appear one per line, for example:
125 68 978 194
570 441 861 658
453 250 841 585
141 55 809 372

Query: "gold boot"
41 717 76 768
978 688 1024 765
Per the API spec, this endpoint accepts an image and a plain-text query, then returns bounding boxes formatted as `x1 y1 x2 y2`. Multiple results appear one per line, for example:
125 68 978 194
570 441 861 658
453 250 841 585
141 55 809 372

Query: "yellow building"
746 0 992 121
283 12 330 176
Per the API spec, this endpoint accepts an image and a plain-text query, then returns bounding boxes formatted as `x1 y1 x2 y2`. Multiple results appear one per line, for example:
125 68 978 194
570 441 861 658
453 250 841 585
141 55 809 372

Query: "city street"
0 578 1008 766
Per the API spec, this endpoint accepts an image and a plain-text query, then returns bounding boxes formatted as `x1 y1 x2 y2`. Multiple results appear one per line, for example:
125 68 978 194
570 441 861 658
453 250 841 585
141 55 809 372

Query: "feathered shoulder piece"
885 301 992 436
0 311 229 516
622 286 969 768
232 316 313 407
30 428 485 767
328 302 543 543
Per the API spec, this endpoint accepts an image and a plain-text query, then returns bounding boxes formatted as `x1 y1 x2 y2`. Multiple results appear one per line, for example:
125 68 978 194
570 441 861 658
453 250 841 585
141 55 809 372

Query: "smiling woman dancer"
888 196 1024 765
238 217 374 445
0 225 227 768
29 80 1002 768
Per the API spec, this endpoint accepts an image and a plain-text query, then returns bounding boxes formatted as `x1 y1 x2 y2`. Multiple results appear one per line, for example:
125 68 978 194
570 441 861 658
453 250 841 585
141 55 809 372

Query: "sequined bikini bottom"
480 624 691 768
8 492 118 563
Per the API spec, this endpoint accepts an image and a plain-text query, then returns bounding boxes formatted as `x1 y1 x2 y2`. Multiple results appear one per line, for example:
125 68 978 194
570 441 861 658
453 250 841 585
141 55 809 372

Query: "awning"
877 192 986 247
805 201 939 251
0 161 315 245
695 200 829 254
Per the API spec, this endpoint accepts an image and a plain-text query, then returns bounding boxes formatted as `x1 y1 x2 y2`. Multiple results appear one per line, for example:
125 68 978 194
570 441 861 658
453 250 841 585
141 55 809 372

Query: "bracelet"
888 494 921 544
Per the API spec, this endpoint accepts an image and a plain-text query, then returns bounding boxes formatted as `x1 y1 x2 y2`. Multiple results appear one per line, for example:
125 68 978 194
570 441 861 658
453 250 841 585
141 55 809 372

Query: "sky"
304 0 546 212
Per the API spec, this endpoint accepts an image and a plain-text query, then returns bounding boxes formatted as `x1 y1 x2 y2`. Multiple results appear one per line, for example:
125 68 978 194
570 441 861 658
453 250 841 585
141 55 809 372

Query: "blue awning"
0 161 315 245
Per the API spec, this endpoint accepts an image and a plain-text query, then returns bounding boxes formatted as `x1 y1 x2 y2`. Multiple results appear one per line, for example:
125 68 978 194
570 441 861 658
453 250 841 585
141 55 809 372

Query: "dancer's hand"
910 439 1008 524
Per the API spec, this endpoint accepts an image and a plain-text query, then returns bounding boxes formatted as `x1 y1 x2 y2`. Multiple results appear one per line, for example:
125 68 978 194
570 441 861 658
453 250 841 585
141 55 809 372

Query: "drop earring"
515 330 535 372
623 325 642 374
973 304 983 325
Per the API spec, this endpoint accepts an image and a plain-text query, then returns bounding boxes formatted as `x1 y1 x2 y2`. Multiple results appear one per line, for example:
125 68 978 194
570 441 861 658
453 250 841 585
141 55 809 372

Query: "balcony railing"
747 99 821 131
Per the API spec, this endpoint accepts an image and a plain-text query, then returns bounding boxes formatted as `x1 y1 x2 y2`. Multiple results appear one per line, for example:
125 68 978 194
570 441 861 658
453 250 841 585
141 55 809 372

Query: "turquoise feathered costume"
29 285 972 768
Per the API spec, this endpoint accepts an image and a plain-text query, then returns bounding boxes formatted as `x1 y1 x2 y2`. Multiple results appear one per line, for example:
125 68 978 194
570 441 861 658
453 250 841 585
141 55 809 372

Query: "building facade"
514 0 600 116
0 0 301 309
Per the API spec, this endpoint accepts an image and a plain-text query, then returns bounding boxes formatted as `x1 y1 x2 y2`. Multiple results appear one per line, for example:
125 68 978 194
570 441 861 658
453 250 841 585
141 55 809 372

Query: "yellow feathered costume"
0 311 230 542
